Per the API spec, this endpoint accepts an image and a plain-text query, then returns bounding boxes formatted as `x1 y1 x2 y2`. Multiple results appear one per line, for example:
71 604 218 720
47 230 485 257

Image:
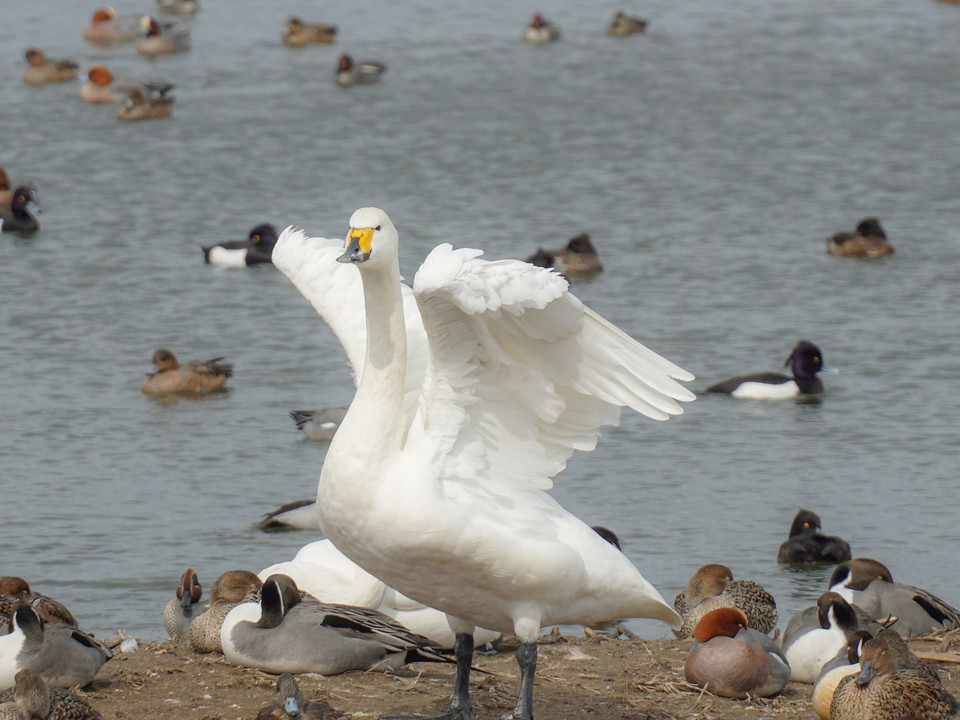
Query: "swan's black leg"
382 632 475 720
502 641 537 720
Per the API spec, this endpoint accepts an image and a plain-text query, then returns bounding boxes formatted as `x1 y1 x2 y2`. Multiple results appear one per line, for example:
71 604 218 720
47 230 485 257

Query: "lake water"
2 0 960 642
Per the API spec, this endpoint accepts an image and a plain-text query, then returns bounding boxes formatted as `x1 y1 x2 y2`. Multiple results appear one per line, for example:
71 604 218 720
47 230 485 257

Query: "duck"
156 0 199 15
781 591 877 684
0 187 40 236
221 574 452 675
256 673 341 720
136 16 190 55
332 54 386 87
141 349 232 395
116 88 174 121
283 17 337 46
0 577 76 628
203 224 279 267
272 206 694 719
684 607 790 698
253 500 321 532
188 570 262 654
523 13 561 44
288 407 347 442
827 217 895 258
777 509 852 563
163 569 202 644
812 630 872 720
0 669 103 720
257 540 501 649
80 65 174 104
525 233 603 280
606 10 648 36
829 557 960 637
831 631 958 720
0 167 13 207
83 7 145 43
673 564 777 638
0 604 111 691
705 340 836 399
22 49 77 86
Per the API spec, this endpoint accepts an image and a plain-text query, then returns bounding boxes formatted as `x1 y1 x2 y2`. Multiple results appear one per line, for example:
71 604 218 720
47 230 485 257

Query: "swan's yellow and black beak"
338 226 374 263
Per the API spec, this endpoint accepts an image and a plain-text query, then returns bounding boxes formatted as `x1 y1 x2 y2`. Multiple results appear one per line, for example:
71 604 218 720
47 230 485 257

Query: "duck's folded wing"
412 244 694 493
272 228 427 412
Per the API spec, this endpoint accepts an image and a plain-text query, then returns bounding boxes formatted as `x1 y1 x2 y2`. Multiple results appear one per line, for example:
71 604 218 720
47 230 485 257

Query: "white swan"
272 207 695 720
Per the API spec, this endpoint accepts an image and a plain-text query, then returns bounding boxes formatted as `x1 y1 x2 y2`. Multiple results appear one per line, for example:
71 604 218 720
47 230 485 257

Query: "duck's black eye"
375 225 381 231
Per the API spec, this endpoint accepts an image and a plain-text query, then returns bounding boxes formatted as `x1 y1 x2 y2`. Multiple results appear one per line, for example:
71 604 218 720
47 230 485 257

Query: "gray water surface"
2 0 959 640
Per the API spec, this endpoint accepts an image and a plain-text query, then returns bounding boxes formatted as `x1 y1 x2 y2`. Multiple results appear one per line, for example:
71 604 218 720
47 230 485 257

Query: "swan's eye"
375 225 381 231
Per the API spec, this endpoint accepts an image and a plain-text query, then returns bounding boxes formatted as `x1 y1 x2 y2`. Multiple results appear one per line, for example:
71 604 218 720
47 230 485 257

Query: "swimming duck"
22 49 77 86
606 10 648 36
288 407 347 442
781 591 875 684
0 168 13 207
0 669 104 720
136 16 190 55
116 88 174 121
332 54 386 87
0 604 112 690
256 673 341 720
0 187 40 236
188 570 262 654
829 558 960 637
272 207 693 719
525 233 603 280
253 499 321 532
203 224 279 267
830 631 958 720
523 13 561 44
673 564 777 638
0 577 76 628
827 217 895 258
777 509 852 564
163 568 203 644
283 17 337 46
141 349 232 395
80 65 174 104
258 540 502 649
684 607 790 698
812 630 872 720
156 0 199 15
221 574 452 675
83 7 145 43
705 340 836 399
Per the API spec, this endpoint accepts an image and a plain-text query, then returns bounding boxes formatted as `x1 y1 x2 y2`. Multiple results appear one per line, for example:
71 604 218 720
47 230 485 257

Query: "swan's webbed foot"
381 633 476 720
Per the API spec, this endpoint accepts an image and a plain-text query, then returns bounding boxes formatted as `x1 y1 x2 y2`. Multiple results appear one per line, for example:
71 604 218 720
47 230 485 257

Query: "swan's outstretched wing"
273 228 428 413
412 244 694 493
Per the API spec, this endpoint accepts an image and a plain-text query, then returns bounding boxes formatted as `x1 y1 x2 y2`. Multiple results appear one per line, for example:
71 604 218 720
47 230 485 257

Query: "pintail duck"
0 669 103 720
673 563 777 638
812 630 872 720
163 569 202 644
525 233 603 280
22 49 78 85
255 673 342 720
831 631 958 720
141 349 232 395
283 17 337 46
253 500 321 532
136 16 191 55
0 578 75 628
0 604 111 690
203 224 279 267
188 570 262 654
0 188 40 236
606 11 648 36
684 607 790 698
332 54 386 87
83 7 146 44
827 217 895 258
523 13 561 44
80 65 174 104
777 509 852 563
781 591 879 684
117 87 174 121
705 340 836 399
829 557 960 637
288 407 347 442
221 574 452 675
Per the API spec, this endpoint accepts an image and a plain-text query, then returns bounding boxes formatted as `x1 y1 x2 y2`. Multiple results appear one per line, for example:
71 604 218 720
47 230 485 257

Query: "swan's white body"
272 207 694 646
